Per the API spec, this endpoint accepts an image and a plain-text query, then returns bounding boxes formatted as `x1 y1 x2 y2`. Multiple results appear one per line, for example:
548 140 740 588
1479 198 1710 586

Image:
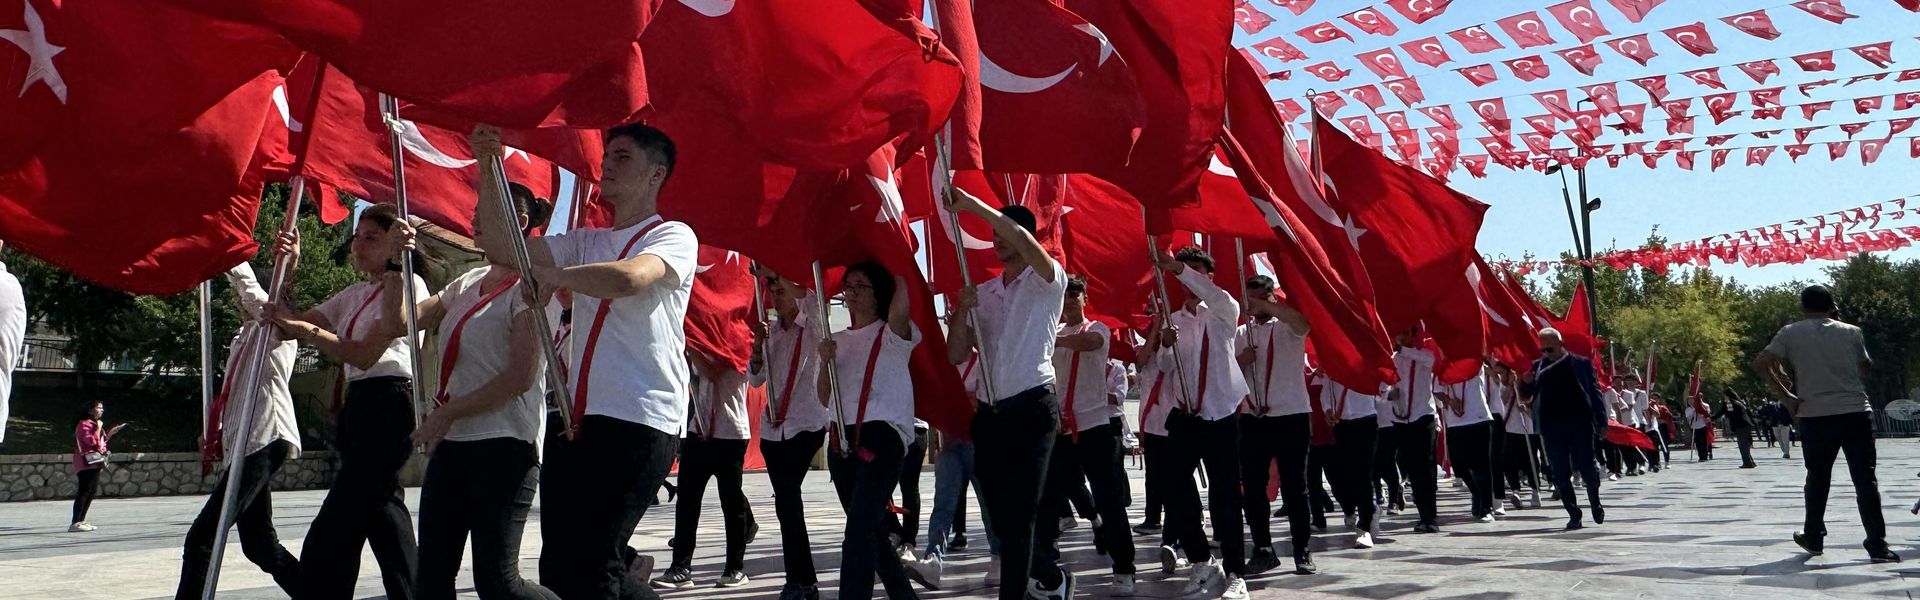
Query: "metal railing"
1872 411 1919 438
16 336 175 374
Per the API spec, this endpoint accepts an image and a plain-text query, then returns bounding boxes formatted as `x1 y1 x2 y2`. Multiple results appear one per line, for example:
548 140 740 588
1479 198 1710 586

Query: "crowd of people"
61 123 1895 600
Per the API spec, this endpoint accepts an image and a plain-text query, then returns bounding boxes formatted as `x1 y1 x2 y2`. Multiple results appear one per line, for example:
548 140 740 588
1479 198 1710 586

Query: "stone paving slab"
1 439 1916 599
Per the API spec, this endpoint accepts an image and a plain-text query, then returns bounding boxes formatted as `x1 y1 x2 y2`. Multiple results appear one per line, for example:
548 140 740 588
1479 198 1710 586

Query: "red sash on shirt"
1061 322 1089 442
435 274 521 407
769 326 807 428
849 326 888 460
330 285 387 413
1187 328 1211 414
1257 324 1278 413
1394 359 1423 422
1140 370 1167 429
569 220 666 435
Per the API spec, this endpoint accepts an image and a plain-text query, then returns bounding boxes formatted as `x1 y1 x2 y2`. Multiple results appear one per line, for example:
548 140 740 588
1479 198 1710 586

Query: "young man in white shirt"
655 355 756 589
944 189 1071 600
1437 368 1499 523
1498 365 1541 509
1038 276 1137 591
1313 371 1382 548
1232 275 1317 575
1628 376 1661 473
1150 247 1253 600
1484 359 1510 508
750 273 832 600
1389 331 1442 533
469 123 699 600
0 242 21 447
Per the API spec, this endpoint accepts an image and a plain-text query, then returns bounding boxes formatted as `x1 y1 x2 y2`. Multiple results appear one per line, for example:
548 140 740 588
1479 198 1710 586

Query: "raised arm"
1157 252 1240 328
1057 325 1106 353
945 287 978 364
947 186 1056 283
886 275 913 341
1248 295 1310 334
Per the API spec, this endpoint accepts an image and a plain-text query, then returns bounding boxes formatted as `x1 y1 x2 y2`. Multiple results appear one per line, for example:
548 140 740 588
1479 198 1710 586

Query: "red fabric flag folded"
1386 0 1452 24
1305 61 1353 82
685 246 755 373
1341 117 1377 140
1 0 300 294
1533 90 1575 121
1458 65 1501 87
1737 60 1782 84
1751 87 1785 108
1856 96 1884 115
1852 42 1895 68
1830 141 1853 160
1524 115 1558 136
1860 137 1890 164
1632 75 1672 102
1383 78 1427 105
1251 35 1310 62
1496 12 1559 49
1056 174 1155 330
1342 6 1400 36
1890 117 1916 136
1710 148 1731 170
1449 26 1506 54
1548 0 1614 43
1356 48 1410 79
1557 45 1606 76
1722 10 1782 40
1786 143 1812 161
1747 146 1776 166
1311 91 1349 114
1582 83 1623 115
1470 98 1511 122
1605 34 1660 66
964 0 1148 174
1297 21 1354 44
1794 51 1839 72
1400 37 1454 68
1704 93 1740 124
1234 0 1275 34
1685 68 1728 90
1606 0 1666 23
1422 106 1462 130
1613 104 1648 134
1792 0 1858 24
1505 56 1553 82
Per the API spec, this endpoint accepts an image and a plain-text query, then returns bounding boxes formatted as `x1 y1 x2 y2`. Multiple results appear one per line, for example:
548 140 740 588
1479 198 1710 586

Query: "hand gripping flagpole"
1142 208 1195 411
377 94 427 430
199 281 215 453
1234 237 1262 408
483 152 576 439
812 261 851 454
751 269 781 423
933 136 999 404
202 177 309 599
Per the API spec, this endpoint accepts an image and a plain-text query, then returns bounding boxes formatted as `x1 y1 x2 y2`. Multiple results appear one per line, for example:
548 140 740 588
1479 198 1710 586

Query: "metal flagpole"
483 153 576 439
1143 209 1194 410
202 177 308 599
1234 237 1262 409
750 265 780 419
199 281 215 448
933 140 998 405
812 261 850 454
377 94 427 429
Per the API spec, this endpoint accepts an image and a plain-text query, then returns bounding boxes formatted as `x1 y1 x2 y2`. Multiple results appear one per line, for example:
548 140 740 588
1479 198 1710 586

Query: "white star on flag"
2 0 67 103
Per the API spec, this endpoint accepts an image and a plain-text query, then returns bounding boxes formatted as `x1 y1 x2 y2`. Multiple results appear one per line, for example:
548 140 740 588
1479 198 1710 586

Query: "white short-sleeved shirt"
689 368 751 441
1602 389 1621 421
221 264 301 456
1166 268 1250 421
1390 348 1437 424
1505 402 1536 435
1105 359 1129 421
971 259 1067 401
1375 395 1395 427
753 294 830 441
1486 376 1509 417
831 320 921 452
1687 405 1708 429
1238 318 1311 417
543 216 699 435
435 267 551 444
1631 390 1651 428
1139 348 1176 437
315 275 430 381
1441 374 1493 428
959 353 983 402
1052 319 1111 434
0 261 27 444
1314 374 1380 422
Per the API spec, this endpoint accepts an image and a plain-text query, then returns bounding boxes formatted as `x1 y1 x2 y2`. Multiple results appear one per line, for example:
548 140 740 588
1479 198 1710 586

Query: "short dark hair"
506 182 554 236
1801 285 1836 313
845 261 896 321
359 203 403 230
606 123 677 179
1173 245 1214 273
1244 275 1275 295
1065 275 1087 297
1000 205 1038 236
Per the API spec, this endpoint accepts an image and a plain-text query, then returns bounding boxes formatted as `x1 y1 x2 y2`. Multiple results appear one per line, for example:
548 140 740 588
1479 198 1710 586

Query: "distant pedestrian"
71 400 125 532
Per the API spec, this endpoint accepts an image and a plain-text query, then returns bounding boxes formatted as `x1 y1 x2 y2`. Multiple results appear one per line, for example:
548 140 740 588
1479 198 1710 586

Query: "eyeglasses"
844 283 874 293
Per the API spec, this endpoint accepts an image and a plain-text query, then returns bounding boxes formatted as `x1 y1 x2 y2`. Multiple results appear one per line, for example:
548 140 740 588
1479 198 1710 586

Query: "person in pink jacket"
71 401 124 532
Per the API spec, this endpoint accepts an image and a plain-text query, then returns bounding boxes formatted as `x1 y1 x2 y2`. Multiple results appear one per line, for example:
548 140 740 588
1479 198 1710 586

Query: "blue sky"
1239 0 1920 287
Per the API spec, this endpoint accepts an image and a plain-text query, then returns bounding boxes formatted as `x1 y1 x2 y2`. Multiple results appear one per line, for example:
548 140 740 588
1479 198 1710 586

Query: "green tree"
1825 255 1920 404
1606 282 1745 400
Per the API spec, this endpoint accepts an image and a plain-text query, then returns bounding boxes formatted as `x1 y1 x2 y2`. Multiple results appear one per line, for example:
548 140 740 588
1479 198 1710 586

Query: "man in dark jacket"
1519 328 1609 530
1715 391 1758 468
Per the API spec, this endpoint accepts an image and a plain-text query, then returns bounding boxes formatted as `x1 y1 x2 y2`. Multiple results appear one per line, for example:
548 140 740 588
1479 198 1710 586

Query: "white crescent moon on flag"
1072 24 1115 66
979 50 1075 94
868 172 906 225
676 0 736 17
272 85 304 133
397 119 477 169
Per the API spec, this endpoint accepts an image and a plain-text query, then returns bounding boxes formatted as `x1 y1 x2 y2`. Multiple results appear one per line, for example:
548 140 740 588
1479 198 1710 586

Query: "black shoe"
1274 506 1289 518
651 565 694 589
777 583 821 600
949 533 969 552
746 521 761 545
1312 514 1328 531
1294 553 1318 575
1794 531 1824 556
1133 522 1162 536
1413 522 1439 534
1247 548 1282 574
1592 506 1605 525
1566 519 1584 531
1868 543 1902 563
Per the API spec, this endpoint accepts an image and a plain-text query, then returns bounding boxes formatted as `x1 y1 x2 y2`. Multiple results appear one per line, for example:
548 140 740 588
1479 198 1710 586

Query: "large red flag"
0 0 300 294
1066 0 1233 209
163 0 654 129
1426 275 1490 385
1057 175 1157 330
1556 282 1600 356
1472 257 1543 371
643 0 961 171
685 246 755 374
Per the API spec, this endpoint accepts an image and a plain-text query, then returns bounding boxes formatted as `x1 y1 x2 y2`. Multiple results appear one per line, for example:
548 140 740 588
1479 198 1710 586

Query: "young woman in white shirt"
377 183 559 600
749 271 831 600
263 203 428 599
816 261 920 600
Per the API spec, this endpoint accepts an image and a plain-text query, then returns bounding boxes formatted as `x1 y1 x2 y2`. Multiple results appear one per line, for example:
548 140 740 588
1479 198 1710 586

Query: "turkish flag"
1345 85 1388 111
1533 90 1575 121
1794 50 1839 72
1792 0 1857 24
1721 9 1781 40
1056 174 1155 330
1448 25 1505 54
1750 87 1785 108
1251 35 1309 62
1861 137 1890 164
1470 97 1510 123
1 0 300 294
1737 60 1781 85
1855 96 1884 115
1547 0 1613 43
1553 282 1601 358
643 0 960 171
1355 48 1409 79
1385 0 1452 24
1556 45 1605 76
1605 34 1659 66
1685 68 1728 90
1606 0 1666 23
1710 148 1730 170
1314 114 1490 337
1067 0 1231 210
1458 65 1501 87
1422 105 1461 130
1663 22 1719 57
1851 42 1895 68
963 0 1148 174
1496 12 1559 49
1630 75 1671 102
1613 104 1648 134
1383 78 1426 105
1233 0 1275 34
685 246 756 373
166 0 653 129
1472 257 1541 372
1425 271 1489 385
1505 56 1552 82
1296 21 1354 43
1305 61 1352 82
1399 36 1453 68
1342 7 1399 36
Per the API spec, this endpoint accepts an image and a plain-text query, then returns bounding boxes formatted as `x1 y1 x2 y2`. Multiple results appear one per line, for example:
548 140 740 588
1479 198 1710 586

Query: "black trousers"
177 440 301 599
1734 428 1755 465
539 415 679 600
971 386 1062 599
1141 433 1170 534
1062 478 1096 521
1374 424 1403 507
1039 420 1136 574
670 436 752 572
761 429 826 587
888 427 929 548
1799 412 1888 547
72 467 101 524
1542 419 1602 520
1489 415 1507 499
1163 411 1246 575
1503 432 1541 494
1640 426 1664 469
1394 416 1440 526
416 438 556 600
1307 444 1336 516
1693 426 1712 461
830 422 918 600
301 376 419 600
1238 413 1310 555
1329 417 1378 531
1445 421 1496 517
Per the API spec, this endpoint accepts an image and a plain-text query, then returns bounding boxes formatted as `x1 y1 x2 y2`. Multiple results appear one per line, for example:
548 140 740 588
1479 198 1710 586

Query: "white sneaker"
68 522 95 532
1493 507 1508 517
1354 530 1375 549
897 544 917 564
1221 574 1250 600
1027 567 1074 600
1478 514 1495 523
986 556 1001 587
1180 558 1222 597
906 553 943 590
1111 573 1136 596
1061 516 1080 531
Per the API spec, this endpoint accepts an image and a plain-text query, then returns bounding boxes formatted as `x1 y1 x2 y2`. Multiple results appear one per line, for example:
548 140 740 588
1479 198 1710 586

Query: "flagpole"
934 139 999 405
812 261 850 454
377 94 428 431
750 264 780 422
198 281 215 453
569 178 594 230
1235 237 1261 409
202 177 308 599
483 152 577 439
1143 208 1195 409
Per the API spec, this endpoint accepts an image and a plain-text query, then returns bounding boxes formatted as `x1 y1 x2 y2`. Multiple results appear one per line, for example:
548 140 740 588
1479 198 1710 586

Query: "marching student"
749 271 831 600
1437 368 1499 523
943 187 1071 600
1040 276 1137 592
1133 311 1187 573
1493 364 1539 510
817 262 921 600
263 203 427 600
1686 388 1714 463
1232 275 1317 575
1314 371 1381 549
653 351 756 589
376 182 561 600
1373 389 1405 515
1485 359 1511 509
1519 329 1609 531
910 348 1002 591
1630 376 1662 473
1151 246 1252 600
175 262 303 599
466 124 700 598
1388 330 1442 533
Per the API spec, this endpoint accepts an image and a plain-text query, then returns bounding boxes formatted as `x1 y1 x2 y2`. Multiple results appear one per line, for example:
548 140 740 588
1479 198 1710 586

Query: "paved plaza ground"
2 438 1918 599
